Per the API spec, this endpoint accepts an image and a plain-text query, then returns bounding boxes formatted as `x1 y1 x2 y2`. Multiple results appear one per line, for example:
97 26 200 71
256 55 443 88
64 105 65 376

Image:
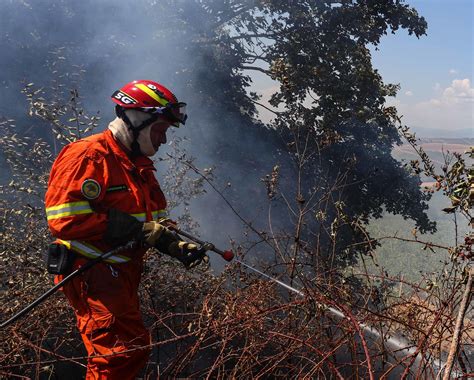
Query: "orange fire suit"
45 129 167 379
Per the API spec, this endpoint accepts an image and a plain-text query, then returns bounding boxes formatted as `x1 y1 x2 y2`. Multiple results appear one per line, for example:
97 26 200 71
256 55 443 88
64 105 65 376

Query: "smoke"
0 2 183 117
0 0 287 260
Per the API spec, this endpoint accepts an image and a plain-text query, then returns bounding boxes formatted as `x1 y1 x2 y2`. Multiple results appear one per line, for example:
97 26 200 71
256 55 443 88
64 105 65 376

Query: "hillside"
366 138 471 281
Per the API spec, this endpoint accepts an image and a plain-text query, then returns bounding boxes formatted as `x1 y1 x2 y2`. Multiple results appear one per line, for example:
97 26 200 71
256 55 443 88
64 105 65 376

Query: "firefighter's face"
149 119 171 150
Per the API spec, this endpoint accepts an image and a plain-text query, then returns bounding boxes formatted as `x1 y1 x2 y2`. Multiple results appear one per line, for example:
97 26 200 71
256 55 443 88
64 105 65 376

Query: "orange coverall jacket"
45 129 166 379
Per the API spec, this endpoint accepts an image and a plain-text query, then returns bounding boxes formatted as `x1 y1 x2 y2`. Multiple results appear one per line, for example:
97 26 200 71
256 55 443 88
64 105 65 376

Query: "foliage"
0 1 472 379
164 0 436 271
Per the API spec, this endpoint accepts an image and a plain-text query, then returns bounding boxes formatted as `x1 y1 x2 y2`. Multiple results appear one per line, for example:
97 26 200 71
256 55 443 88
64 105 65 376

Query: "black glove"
105 209 172 248
105 211 208 269
104 208 143 245
167 241 209 269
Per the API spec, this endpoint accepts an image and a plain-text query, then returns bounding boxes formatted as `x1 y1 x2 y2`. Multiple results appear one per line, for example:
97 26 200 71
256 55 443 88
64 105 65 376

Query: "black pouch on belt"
47 243 76 275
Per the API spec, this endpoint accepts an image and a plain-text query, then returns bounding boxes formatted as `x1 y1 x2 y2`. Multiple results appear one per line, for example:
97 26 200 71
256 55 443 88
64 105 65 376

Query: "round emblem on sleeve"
81 179 101 200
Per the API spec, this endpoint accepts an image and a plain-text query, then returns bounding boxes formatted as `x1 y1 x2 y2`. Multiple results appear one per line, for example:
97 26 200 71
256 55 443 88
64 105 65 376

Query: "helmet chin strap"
115 106 158 157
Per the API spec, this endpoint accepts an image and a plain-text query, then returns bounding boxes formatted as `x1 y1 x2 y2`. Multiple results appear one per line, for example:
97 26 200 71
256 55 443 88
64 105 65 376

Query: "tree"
170 0 435 270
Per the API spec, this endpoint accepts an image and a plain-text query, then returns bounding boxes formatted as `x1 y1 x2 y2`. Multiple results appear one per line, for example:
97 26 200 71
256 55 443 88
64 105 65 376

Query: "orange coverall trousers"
59 257 151 379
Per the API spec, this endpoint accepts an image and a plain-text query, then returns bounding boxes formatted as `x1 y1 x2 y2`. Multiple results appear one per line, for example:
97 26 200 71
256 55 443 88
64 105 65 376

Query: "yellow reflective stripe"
57 239 98 260
57 239 131 264
131 210 168 222
47 205 167 222
131 212 147 222
47 209 94 220
46 201 89 212
135 83 169 106
79 241 130 263
58 239 72 250
153 209 168 220
46 201 93 220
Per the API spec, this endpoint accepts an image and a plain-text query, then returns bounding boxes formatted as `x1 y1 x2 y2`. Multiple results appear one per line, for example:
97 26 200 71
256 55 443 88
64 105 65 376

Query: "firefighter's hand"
143 222 209 268
141 221 169 246
157 218 178 230
168 242 209 269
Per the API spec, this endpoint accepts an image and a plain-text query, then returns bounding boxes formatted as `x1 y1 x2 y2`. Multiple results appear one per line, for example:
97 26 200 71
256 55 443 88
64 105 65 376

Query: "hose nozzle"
222 250 234 262
170 226 234 262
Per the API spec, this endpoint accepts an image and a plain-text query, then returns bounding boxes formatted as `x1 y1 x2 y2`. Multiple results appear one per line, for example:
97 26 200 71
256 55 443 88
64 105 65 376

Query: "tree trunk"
442 268 473 380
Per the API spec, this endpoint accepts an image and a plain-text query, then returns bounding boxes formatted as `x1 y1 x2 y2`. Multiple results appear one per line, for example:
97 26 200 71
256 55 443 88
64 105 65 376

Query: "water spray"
173 227 449 376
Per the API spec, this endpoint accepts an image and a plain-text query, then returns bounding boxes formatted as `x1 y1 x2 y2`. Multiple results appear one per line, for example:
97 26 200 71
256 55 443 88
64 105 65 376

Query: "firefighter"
45 80 208 379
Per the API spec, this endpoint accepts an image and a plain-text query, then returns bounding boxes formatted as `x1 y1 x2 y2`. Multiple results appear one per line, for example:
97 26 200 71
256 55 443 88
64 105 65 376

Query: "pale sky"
251 0 473 138
372 0 473 137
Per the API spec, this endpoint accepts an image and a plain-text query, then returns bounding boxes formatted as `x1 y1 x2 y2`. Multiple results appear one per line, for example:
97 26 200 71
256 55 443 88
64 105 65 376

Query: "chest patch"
81 179 101 200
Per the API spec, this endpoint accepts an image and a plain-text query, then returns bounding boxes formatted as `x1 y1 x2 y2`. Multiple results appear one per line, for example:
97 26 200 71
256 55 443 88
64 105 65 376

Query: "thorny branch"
1 73 472 379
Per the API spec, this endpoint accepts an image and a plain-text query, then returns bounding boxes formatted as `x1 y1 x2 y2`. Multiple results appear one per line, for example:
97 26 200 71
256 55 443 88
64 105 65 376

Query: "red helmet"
111 80 187 127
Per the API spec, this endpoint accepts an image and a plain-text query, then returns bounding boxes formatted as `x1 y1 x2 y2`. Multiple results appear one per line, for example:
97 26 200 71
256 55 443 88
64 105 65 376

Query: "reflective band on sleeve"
46 201 94 220
131 209 167 222
153 209 168 220
130 212 147 222
57 239 131 264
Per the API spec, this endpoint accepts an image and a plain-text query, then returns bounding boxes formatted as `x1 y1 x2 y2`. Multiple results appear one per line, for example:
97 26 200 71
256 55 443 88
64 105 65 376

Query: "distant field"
392 138 472 167
396 143 470 154
394 138 472 155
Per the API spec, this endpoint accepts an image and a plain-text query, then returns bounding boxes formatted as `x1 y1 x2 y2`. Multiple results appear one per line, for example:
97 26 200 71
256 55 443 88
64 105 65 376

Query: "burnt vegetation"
0 1 472 379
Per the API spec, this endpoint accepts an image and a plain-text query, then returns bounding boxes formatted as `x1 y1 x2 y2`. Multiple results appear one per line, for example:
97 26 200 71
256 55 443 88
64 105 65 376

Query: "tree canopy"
170 0 435 265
